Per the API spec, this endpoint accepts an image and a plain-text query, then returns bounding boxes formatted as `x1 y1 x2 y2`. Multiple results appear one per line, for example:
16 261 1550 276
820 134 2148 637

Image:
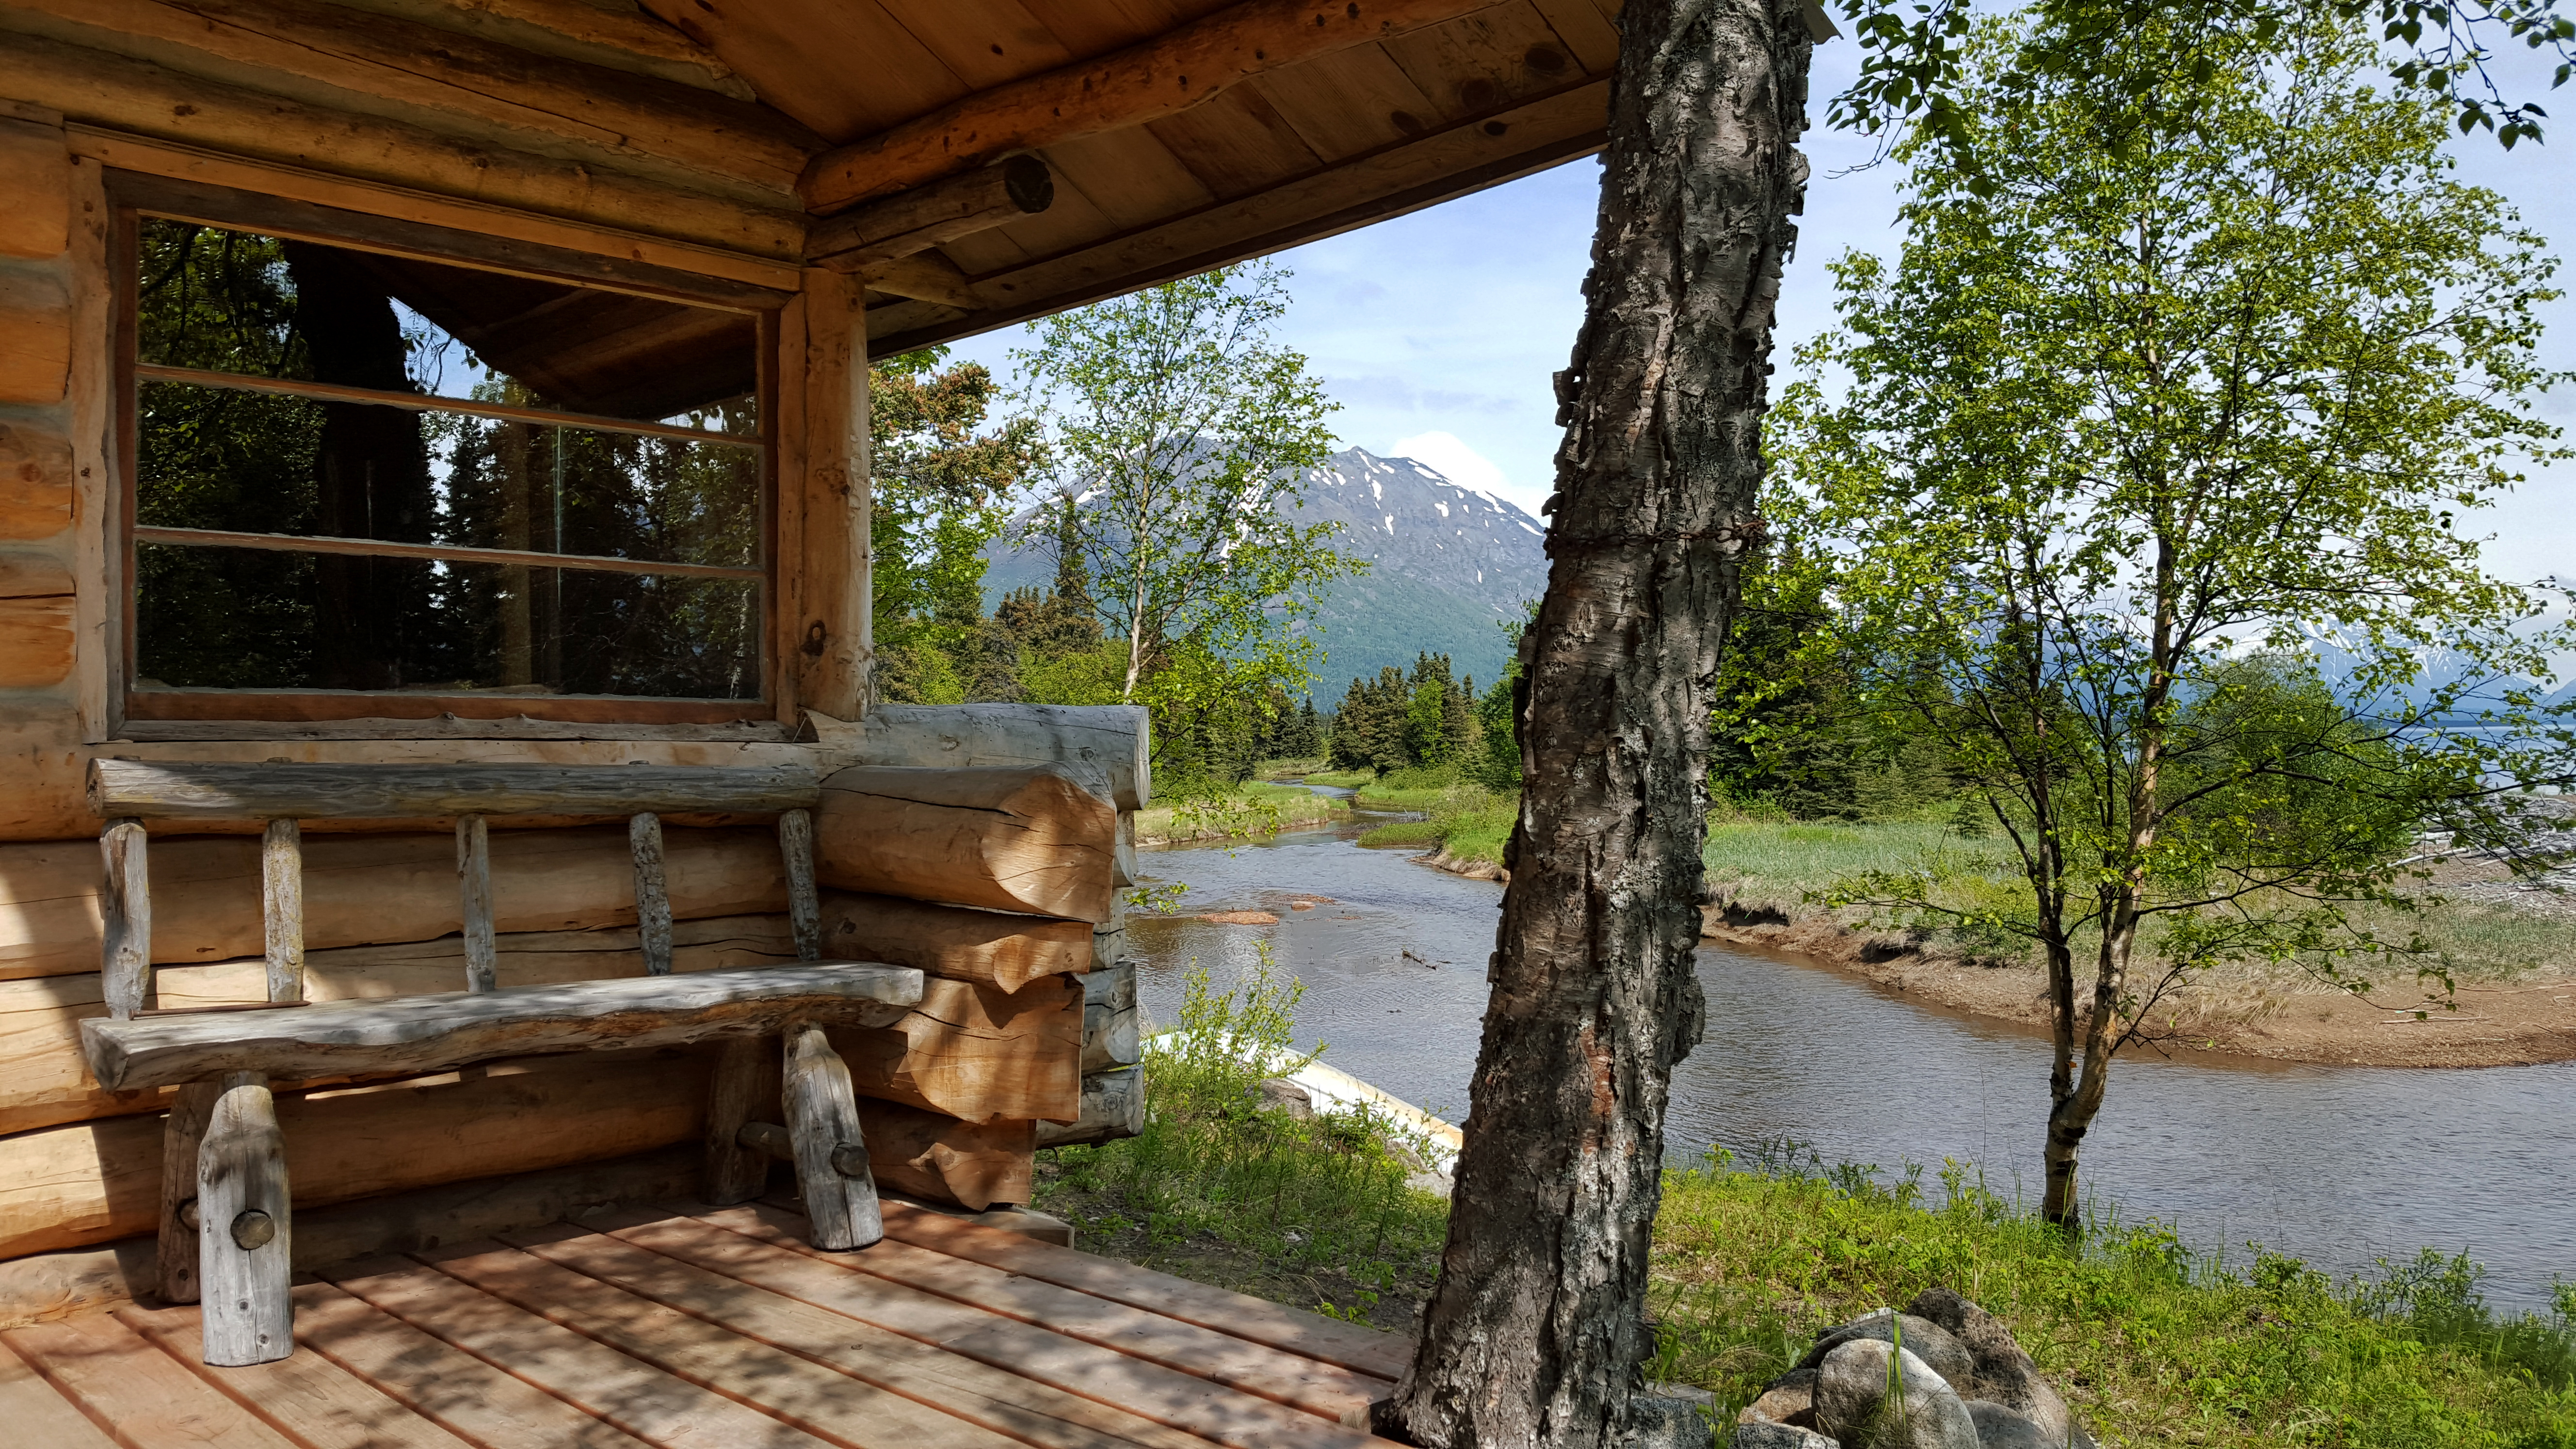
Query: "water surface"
1129 805 2576 1308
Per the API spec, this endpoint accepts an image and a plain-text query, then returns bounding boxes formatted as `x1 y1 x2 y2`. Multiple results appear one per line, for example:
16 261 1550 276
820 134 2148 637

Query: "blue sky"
948 37 2575 600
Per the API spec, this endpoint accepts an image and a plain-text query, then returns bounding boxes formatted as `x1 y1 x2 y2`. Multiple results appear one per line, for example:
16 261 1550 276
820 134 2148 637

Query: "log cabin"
0 0 1617 1433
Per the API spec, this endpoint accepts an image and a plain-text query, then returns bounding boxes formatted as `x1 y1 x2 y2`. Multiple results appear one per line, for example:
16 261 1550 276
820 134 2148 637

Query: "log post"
778 807 821 962
781 1019 881 1250
702 1037 776 1207
156 1079 222 1304
628 813 673 976
804 156 1053 270
197 1071 291 1365
260 819 303 1004
99 820 149 1019
455 815 496 993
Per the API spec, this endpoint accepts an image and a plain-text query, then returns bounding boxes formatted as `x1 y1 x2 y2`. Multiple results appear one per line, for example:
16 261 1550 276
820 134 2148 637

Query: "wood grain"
99 821 149 1018
80 962 922 1090
799 0 1510 211
875 1200 1413 1381
0 595 73 688
1 1310 303 1447
852 1100 1033 1211
700 1037 772 1207
426 1235 1021 1448
116 1300 477 1449
626 813 673 976
1079 959 1139 1074
0 419 74 540
777 807 821 961
513 1216 1220 1449
0 1336 119 1449
290 1281 660 1449
832 975 1081 1125
455 816 497 993
157 1079 219 1304
781 1019 882 1250
259 819 302 1003
1033 1064 1142 1149
813 764 1116 922
91 759 823 820
819 890 1092 995
807 156 1052 266
196 1073 292 1365
853 703 1152 809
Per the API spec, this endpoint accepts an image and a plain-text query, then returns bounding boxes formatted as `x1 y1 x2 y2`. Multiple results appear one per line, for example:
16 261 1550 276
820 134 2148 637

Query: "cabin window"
117 200 772 722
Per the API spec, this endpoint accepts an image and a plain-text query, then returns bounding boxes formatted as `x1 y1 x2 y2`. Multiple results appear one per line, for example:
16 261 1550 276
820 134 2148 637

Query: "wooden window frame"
105 171 792 732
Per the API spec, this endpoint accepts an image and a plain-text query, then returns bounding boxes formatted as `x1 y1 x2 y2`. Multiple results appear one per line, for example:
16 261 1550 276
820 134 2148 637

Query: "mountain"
982 446 1550 702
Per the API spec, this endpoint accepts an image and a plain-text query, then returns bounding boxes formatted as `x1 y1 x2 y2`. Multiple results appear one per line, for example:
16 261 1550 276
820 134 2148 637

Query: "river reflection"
1131 810 2576 1308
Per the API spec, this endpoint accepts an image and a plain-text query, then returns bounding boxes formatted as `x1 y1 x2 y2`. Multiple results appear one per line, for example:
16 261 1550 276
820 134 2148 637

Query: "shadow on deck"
1 1199 1409 1449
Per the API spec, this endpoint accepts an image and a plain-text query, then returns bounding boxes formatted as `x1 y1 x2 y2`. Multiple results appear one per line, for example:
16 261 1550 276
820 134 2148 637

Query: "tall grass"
1650 1148 2576 1445
1349 764 1518 866
1129 781 1348 843
1032 951 1450 1323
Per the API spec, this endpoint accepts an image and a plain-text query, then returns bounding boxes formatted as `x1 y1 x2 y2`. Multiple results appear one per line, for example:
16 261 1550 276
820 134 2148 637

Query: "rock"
1254 1078 1313 1117
1733 1425 1839 1448
1795 1310 1976 1391
1811 1340 1980 1449
1905 1288 2077 1445
1738 1367 1817 1425
1623 1393 1716 1449
1963 1401 2053 1449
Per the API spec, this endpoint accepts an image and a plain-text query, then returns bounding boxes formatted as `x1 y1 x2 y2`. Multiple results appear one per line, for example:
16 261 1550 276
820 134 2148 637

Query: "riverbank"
1130 782 1349 845
1371 795 2576 1068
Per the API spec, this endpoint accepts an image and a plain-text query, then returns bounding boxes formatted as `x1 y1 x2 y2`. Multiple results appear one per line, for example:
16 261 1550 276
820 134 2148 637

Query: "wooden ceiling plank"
880 79 1607 352
877 0 1078 88
1038 128 1220 230
636 0 970 142
1521 0 1622 71
800 0 1513 213
1018 0 1177 54
325 0 757 100
1246 44 1443 159
973 158 1122 264
1141 84 1324 201
863 296 973 344
934 225 1037 277
1379 0 1584 128
3 0 819 193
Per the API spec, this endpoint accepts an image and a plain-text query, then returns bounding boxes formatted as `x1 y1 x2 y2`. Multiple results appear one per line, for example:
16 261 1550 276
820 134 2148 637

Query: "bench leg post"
157 1079 222 1304
781 1021 881 1251
703 1037 776 1207
198 1072 292 1365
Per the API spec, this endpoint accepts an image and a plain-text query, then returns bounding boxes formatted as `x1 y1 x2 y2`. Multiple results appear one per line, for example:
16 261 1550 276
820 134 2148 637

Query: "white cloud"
1391 431 1532 507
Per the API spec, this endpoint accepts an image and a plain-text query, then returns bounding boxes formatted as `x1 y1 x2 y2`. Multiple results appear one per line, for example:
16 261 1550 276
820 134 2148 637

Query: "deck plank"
507 1213 1222 1449
1 1312 301 1449
775 1208 1394 1418
290 1283 660 1449
878 1202 1413 1381
115 1302 477 1449
632 1206 1391 1449
419 1237 1018 1449
0 1337 121 1449
325 1255 837 1449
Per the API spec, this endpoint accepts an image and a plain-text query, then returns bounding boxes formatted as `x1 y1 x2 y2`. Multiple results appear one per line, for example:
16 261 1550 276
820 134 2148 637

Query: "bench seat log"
80 963 925 1091
88 759 824 820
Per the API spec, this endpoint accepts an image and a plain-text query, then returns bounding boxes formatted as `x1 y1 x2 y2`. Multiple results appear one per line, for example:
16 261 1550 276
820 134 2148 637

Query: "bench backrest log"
87 760 830 1019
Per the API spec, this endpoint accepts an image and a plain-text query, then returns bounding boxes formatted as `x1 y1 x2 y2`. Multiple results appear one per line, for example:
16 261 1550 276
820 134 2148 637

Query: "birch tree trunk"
1379 1 1813 1444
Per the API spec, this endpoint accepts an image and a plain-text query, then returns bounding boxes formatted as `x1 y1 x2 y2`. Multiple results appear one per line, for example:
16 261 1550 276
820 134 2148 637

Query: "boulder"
1624 1393 1717 1449
1964 1401 2054 1449
1733 1425 1838 1449
1253 1078 1313 1117
1905 1288 2077 1445
1739 1367 1817 1426
1795 1310 1975 1390
1811 1340 1980 1449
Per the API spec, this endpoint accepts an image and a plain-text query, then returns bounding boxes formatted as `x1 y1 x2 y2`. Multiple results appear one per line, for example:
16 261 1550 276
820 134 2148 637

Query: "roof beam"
799 0 1509 215
807 157 1053 271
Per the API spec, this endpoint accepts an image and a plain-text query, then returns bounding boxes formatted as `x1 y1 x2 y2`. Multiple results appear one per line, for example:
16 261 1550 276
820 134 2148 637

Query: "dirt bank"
1412 850 2576 1069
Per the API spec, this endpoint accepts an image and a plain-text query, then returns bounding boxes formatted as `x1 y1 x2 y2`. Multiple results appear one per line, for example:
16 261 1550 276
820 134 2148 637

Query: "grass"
1299 767 1376 789
1650 1148 2576 1447
1129 781 1348 844
1344 765 1519 867
1030 953 1451 1331
1031 959 2576 1443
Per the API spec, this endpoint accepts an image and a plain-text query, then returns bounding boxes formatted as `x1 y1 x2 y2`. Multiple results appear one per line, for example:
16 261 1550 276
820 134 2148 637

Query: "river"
1126 801 2576 1309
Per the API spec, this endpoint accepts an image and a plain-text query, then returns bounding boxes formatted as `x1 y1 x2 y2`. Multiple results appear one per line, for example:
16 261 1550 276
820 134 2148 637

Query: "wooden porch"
1 1200 1407 1449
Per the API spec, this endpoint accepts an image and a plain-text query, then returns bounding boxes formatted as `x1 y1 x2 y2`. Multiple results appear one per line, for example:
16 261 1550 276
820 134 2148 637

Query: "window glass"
130 217 765 703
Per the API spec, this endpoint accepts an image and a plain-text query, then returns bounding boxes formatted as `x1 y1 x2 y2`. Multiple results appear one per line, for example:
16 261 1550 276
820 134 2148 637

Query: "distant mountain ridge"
982 446 1551 702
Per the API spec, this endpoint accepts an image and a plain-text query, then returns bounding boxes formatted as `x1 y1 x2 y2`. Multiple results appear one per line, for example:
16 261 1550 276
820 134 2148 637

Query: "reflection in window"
129 218 764 701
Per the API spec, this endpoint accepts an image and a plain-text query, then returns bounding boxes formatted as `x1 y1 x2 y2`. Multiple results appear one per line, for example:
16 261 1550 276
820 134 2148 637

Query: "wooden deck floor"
0 1200 1408 1449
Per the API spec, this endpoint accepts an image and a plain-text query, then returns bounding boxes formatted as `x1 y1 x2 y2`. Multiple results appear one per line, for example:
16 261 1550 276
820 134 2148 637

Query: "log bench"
75 760 925 1368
